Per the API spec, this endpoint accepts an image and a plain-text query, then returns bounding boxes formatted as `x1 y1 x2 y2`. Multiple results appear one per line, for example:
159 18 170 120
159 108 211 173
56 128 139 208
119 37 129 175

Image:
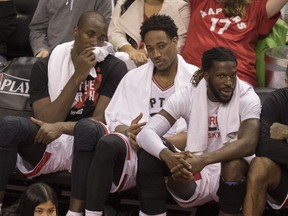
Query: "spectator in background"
0 182 58 216
181 0 287 87
108 0 190 67
0 0 17 62
29 0 113 58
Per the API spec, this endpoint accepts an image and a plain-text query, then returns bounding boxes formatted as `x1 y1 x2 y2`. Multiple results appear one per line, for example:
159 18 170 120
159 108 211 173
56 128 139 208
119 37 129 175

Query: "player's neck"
154 66 177 88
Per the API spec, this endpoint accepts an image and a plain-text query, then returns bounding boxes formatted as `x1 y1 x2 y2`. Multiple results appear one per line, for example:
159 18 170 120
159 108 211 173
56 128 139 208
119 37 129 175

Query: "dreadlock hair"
202 46 237 72
222 0 250 18
191 47 237 86
140 14 178 41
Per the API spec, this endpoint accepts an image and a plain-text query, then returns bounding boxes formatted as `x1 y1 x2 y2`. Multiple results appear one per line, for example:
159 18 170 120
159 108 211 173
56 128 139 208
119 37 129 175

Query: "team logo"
0 72 29 97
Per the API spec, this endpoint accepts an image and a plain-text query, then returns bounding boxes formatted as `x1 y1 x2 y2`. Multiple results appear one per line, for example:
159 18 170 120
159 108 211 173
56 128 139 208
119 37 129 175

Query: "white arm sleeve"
136 114 171 159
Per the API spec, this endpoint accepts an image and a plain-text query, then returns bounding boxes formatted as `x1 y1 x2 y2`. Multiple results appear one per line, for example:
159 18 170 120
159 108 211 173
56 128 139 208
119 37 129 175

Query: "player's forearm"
200 138 255 167
165 132 187 151
59 121 77 135
35 75 82 122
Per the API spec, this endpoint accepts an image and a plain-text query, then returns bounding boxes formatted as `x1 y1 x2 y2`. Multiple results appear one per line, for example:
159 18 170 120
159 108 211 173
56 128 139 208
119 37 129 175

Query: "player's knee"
0 116 27 148
74 118 104 151
137 148 162 172
96 134 125 156
221 159 248 181
248 157 277 186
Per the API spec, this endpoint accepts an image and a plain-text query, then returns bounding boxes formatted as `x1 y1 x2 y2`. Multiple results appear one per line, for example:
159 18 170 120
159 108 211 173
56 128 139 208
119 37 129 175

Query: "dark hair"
77 11 107 29
191 46 237 85
201 46 237 72
1 183 58 216
140 14 178 41
120 0 135 15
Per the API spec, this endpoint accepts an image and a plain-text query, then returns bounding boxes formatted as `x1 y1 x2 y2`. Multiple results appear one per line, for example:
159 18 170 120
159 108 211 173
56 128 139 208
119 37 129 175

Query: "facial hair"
208 78 234 104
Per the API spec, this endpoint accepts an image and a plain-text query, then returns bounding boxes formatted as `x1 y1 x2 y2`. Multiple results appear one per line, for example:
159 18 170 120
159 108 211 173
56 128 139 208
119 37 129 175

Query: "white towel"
48 41 114 104
186 77 252 153
105 54 199 132
114 51 137 70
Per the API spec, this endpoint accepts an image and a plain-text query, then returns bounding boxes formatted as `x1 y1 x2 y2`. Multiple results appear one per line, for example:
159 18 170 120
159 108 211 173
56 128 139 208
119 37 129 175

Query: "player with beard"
136 46 261 216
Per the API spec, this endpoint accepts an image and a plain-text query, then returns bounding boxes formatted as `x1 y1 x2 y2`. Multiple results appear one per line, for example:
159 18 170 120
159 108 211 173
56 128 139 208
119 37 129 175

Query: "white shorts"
110 133 137 193
267 194 288 210
16 134 74 178
168 155 255 208
168 163 221 208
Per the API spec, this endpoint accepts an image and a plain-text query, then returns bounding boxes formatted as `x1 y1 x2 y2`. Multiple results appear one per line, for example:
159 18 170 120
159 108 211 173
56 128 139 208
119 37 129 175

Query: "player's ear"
73 26 78 39
172 36 178 48
204 71 209 81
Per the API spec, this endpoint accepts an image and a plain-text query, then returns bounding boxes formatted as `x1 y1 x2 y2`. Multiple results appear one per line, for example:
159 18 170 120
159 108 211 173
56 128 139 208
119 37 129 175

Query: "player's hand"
126 113 146 151
31 117 63 145
270 122 288 140
160 149 193 180
182 154 206 175
73 47 97 82
170 151 194 180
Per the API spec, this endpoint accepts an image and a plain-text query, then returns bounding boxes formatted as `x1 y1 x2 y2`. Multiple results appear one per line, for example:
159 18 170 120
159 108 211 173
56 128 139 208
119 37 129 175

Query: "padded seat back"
254 87 276 104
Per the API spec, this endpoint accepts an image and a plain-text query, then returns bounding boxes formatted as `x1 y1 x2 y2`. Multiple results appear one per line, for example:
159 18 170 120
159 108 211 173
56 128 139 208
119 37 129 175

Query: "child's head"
18 183 58 216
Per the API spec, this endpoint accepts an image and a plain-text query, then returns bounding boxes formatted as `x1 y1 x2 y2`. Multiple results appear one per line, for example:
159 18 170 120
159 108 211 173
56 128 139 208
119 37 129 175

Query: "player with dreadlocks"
136 46 261 216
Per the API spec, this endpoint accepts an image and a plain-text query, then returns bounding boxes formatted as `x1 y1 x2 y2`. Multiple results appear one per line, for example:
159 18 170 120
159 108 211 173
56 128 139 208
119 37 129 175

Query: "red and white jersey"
149 76 175 117
182 0 279 87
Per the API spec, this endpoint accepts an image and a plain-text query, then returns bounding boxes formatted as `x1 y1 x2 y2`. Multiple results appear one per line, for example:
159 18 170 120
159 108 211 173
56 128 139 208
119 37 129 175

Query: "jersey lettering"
201 8 247 34
200 8 222 17
75 79 97 105
208 115 220 139
210 18 231 34
150 97 165 108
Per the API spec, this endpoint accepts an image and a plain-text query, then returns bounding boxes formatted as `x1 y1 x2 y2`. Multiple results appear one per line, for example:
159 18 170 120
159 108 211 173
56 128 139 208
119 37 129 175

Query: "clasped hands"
160 148 205 181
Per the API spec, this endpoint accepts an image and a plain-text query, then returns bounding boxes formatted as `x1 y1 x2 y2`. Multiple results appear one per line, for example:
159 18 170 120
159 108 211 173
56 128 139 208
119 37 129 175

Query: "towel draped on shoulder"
105 54 198 134
186 78 253 153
